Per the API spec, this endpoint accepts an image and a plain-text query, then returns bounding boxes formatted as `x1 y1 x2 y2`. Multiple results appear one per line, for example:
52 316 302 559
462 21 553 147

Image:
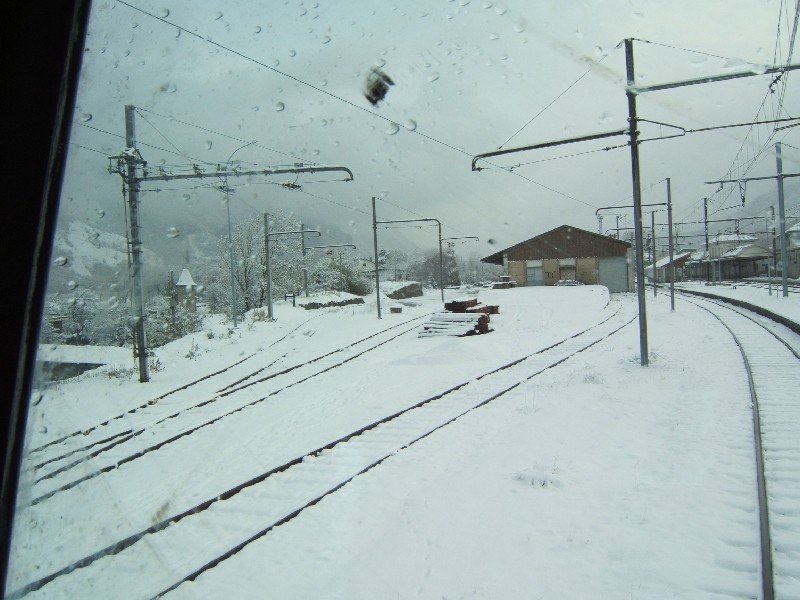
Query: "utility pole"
625 38 649 365
666 178 675 311
300 223 309 297
123 105 149 382
651 210 656 297
372 197 381 319
775 142 789 297
704 197 710 283
109 106 353 381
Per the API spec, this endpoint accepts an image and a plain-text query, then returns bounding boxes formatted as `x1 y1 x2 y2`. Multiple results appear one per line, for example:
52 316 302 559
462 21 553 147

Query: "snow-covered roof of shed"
176 268 195 287
652 251 691 268
712 233 757 243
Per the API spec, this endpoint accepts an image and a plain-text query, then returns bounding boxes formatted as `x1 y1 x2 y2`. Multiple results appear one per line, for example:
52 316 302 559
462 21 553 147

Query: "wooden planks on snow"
418 312 491 337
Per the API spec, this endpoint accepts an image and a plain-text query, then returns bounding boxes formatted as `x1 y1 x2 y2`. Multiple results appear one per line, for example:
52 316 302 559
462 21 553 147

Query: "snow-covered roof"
688 250 707 262
711 233 757 244
721 244 770 259
652 251 691 268
175 268 196 287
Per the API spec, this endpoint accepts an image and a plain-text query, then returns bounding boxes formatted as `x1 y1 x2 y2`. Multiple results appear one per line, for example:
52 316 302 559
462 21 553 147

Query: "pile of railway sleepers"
419 297 497 337
443 297 500 315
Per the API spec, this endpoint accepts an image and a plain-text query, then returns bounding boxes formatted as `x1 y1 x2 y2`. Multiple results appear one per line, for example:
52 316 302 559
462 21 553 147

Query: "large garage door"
526 266 544 286
598 256 629 292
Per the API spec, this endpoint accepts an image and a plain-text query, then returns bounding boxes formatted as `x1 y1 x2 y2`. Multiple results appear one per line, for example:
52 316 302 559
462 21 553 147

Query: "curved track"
678 292 800 600
8 299 637 599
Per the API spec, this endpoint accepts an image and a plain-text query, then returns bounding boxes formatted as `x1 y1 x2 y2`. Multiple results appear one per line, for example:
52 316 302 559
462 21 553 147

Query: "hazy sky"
63 0 799 258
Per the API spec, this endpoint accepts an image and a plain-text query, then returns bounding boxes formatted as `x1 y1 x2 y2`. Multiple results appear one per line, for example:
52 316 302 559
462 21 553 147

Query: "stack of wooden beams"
444 298 499 315
418 312 491 337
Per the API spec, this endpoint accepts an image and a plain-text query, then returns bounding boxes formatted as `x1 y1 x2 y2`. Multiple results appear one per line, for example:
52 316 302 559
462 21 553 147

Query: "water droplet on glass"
67 281 78 290
482 0 492 7
108 296 120 309
274 101 285 112
489 33 499 40
595 46 606 58
95 209 105 218
494 6 507 14
53 256 69 267
404 119 418 131
160 8 170 18
272 59 280 67
254 25 262 34
427 72 440 82
81 113 92 122
348 220 356 227
386 123 400 135
459 0 470 5
299 8 308 16
214 12 223 20
205 140 213 150
288 49 297 57
375 58 386 68
319 79 328 87
159 82 177 93
167 227 180 238
500 53 508 61
321 35 331 44
514 21 525 33
174 28 181 39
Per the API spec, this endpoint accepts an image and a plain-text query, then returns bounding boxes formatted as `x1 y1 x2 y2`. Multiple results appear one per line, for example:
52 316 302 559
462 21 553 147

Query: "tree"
205 212 310 319
407 247 460 288
307 250 372 295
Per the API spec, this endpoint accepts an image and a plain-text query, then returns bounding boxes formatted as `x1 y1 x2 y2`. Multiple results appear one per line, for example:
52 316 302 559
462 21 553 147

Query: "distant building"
174 268 197 312
481 225 633 292
645 251 692 283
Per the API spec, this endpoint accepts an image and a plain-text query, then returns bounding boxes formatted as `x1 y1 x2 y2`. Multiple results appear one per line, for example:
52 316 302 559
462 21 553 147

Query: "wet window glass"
5 1 800 598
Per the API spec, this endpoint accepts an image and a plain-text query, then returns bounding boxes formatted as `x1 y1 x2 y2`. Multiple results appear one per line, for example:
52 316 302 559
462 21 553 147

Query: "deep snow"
8 284 800 599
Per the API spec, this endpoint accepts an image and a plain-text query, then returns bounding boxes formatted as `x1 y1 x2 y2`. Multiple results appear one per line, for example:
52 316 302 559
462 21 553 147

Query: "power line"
498 51 612 149
116 0 472 159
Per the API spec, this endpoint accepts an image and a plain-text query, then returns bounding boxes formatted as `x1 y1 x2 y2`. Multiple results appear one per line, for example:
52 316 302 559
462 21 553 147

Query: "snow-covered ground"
8 284 800 599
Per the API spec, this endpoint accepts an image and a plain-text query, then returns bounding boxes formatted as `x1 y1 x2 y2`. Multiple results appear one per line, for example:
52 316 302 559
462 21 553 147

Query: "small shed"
481 225 633 291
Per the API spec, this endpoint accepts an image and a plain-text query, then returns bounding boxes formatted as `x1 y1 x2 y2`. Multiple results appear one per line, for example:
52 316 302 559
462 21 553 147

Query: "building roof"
175 268 196 287
711 233 757 244
481 225 631 265
652 251 692 268
720 244 770 260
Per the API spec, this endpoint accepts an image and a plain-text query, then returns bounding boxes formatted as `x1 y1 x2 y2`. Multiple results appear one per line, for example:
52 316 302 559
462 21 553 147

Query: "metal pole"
372 197 381 319
667 178 675 311
438 221 444 302
771 206 778 277
624 39 649 366
301 223 309 297
226 198 237 327
124 105 149 382
651 210 656 297
264 213 273 320
704 197 710 283
775 143 789 297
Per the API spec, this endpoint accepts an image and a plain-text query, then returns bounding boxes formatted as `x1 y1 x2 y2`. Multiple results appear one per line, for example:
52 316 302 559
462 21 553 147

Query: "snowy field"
9 284 800 599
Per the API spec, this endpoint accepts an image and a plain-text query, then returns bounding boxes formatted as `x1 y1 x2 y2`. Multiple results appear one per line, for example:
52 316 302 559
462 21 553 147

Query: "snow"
7 284 800 599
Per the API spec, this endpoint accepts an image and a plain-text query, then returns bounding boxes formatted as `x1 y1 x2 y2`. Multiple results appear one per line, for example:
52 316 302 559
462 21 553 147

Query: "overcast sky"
63 0 799 258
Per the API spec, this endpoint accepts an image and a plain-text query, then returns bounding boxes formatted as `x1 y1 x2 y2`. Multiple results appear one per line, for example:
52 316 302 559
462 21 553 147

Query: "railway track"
7 298 636 599
678 292 800 599
25 313 432 505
